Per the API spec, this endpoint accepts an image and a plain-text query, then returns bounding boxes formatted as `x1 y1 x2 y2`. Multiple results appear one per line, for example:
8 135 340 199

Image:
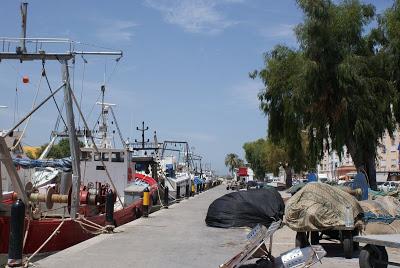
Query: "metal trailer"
220 221 327 268
295 223 363 259
353 234 400 268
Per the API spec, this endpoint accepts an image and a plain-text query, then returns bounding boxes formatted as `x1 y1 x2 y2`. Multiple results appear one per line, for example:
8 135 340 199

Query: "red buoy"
22 76 29 84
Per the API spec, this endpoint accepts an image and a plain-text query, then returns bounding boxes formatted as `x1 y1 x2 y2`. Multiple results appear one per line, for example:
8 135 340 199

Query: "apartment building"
318 129 400 181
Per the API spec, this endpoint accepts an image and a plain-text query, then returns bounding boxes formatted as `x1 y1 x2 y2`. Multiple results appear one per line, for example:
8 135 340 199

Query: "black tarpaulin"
205 188 285 228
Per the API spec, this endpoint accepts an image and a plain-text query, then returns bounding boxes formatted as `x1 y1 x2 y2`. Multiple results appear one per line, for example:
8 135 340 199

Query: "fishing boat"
0 3 157 265
160 141 193 197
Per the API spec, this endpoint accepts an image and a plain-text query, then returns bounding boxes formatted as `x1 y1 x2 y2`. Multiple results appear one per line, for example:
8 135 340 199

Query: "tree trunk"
285 166 293 188
346 137 377 190
365 155 377 191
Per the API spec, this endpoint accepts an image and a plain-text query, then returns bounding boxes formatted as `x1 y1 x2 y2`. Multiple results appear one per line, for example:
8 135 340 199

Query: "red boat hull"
0 183 158 254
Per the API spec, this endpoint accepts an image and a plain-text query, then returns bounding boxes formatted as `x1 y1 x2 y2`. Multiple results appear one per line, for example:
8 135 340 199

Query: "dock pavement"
36 185 400 268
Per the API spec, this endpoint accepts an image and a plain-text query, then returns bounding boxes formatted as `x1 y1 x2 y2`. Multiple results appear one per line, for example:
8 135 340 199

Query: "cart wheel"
295 232 309 248
359 245 388 268
226 186 229 190
310 231 320 245
353 230 360 250
342 231 354 259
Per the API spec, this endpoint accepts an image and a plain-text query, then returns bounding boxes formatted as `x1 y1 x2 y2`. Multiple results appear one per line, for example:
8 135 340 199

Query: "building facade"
318 129 400 181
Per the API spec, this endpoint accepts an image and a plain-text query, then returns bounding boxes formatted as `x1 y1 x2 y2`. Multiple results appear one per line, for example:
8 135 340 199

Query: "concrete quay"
36 185 400 268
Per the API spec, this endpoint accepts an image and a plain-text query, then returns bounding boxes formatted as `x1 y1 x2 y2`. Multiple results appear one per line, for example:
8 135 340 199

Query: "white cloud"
95 20 138 42
258 23 296 41
144 0 243 34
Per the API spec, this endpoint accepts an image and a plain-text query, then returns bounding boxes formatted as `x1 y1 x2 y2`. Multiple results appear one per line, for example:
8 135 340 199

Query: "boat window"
111 152 124 162
81 151 92 161
96 165 105 170
94 153 101 161
102 152 109 161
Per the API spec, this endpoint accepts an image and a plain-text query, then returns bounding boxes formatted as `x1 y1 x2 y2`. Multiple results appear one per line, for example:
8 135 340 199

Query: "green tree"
38 138 84 159
264 140 290 177
254 0 398 190
243 137 308 185
380 1 400 123
252 45 308 187
243 139 268 179
224 153 244 177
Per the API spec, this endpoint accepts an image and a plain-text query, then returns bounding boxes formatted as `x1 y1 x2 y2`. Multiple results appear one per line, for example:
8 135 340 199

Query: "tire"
359 245 388 268
353 229 360 250
295 232 309 248
310 231 320 245
343 234 354 259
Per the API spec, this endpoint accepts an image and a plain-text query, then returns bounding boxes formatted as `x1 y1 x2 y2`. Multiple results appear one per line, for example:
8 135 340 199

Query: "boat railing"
0 37 75 54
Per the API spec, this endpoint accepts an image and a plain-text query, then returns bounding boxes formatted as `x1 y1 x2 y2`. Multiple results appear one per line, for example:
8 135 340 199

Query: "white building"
318 129 400 181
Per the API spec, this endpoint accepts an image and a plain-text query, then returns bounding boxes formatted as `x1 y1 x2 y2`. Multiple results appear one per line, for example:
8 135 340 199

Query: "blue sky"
0 0 393 174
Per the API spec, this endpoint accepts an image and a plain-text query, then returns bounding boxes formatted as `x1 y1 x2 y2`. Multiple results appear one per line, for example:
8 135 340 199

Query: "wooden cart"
353 234 400 268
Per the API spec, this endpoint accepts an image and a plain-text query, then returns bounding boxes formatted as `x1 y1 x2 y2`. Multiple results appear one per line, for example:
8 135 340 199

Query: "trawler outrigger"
0 3 158 266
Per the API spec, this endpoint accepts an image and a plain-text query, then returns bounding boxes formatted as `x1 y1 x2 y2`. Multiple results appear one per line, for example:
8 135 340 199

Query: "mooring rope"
24 217 66 267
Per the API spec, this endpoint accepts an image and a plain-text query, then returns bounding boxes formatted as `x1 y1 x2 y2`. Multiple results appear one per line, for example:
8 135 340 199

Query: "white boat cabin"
80 147 133 196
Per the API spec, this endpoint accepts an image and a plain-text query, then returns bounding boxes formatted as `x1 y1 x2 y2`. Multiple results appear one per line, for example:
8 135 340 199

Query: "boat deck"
35 185 400 268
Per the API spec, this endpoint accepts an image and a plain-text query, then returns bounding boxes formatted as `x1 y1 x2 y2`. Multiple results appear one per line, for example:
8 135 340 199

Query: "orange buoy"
22 76 29 84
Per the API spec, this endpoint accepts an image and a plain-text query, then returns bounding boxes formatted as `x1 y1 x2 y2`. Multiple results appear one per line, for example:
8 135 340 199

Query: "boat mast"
19 2 28 54
0 2 122 218
100 85 107 147
62 60 81 218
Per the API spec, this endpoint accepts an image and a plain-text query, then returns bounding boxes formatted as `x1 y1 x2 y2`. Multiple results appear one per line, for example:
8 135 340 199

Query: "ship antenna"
101 84 106 144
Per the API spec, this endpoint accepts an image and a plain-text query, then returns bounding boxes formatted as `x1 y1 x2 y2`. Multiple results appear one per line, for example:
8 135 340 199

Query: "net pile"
285 183 363 232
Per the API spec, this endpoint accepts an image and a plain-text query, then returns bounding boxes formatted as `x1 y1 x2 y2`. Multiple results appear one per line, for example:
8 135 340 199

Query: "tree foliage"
37 138 83 159
380 0 400 124
224 153 244 176
243 138 288 179
254 0 400 189
243 139 268 179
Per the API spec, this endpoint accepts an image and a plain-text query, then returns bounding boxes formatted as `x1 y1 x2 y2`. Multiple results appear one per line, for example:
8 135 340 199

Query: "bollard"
143 187 150 217
191 183 195 197
105 190 114 225
185 184 190 198
8 199 25 268
163 186 169 209
176 185 181 203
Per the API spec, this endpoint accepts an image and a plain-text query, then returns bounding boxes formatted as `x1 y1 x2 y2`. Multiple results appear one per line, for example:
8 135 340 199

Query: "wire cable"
12 66 44 150
42 62 68 129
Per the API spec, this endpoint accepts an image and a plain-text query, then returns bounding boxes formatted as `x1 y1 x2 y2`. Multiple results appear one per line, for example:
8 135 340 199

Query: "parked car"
378 181 400 192
246 180 258 190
